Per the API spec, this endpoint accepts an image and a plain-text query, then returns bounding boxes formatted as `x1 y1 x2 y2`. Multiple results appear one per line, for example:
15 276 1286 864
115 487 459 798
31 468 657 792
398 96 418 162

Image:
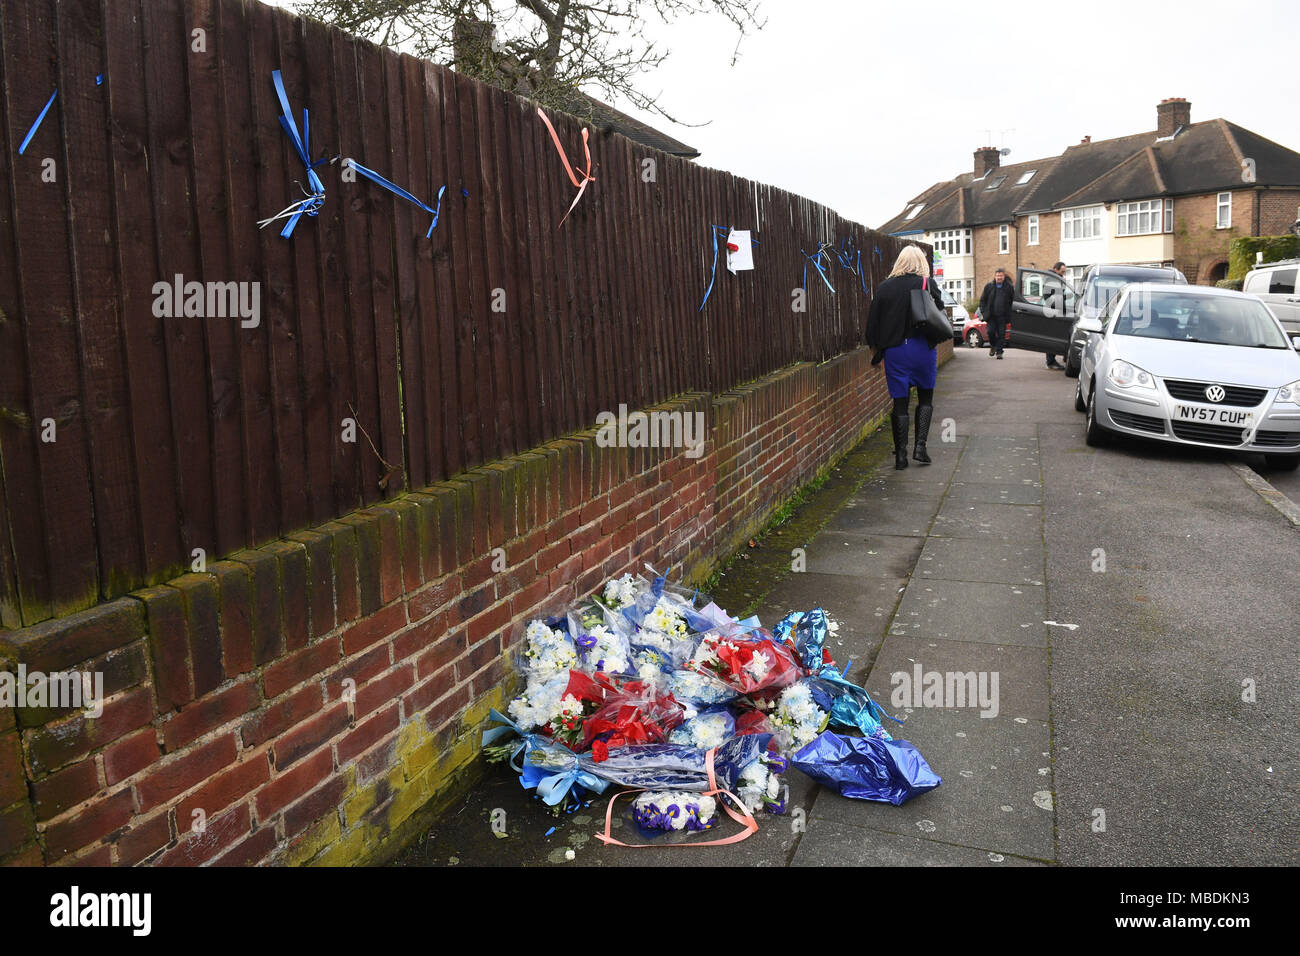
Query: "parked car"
1074 283 1300 470
1005 266 1080 355
1242 258 1300 336
962 310 1011 349
1063 264 1187 377
943 290 970 342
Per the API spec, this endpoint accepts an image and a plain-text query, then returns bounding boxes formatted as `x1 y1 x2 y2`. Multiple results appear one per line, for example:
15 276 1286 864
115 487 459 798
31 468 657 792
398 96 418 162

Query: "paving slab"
945 481 1043 505
790 820 1048 867
802 531 924 578
931 500 1044 542
807 710 1055 862
888 579 1047 647
914 536 1045 586
824 496 939 537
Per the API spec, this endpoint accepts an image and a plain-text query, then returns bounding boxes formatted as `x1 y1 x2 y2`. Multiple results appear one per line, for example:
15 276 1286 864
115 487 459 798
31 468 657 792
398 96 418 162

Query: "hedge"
1228 235 1300 280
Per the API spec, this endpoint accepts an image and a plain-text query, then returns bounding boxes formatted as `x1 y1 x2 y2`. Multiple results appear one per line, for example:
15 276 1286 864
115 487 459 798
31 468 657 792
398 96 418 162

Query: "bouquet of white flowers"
632 791 718 832
769 680 830 755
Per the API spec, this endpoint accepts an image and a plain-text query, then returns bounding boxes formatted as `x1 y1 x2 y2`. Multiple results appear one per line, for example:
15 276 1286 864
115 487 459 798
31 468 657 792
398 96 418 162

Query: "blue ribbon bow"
260 70 327 238
520 747 610 806
481 708 551 773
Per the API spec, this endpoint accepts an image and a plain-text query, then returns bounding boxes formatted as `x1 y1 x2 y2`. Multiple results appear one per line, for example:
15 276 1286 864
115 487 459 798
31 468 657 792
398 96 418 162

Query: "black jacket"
866 273 944 354
979 278 1020 320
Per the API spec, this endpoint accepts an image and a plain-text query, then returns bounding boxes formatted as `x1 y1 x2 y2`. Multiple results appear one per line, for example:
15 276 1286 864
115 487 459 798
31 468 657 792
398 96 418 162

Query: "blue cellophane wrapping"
792 731 941 805
526 732 779 794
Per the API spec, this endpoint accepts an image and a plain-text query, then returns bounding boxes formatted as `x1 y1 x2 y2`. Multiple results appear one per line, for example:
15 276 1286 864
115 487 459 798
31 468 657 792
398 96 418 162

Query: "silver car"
1075 284 1300 470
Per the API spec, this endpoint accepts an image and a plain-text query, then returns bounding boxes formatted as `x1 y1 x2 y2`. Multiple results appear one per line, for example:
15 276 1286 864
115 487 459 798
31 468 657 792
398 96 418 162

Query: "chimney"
974 146 1001 179
1157 98 1190 138
1080 135 1091 145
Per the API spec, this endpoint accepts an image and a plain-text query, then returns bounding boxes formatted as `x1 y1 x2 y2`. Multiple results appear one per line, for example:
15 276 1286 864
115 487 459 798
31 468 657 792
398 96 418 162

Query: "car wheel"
1074 379 1086 413
1084 382 1110 447
1264 453 1300 471
965 330 983 349
1064 353 1080 379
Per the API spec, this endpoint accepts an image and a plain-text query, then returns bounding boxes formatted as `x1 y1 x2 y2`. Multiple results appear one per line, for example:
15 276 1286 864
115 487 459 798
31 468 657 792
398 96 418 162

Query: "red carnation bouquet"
687 631 802 695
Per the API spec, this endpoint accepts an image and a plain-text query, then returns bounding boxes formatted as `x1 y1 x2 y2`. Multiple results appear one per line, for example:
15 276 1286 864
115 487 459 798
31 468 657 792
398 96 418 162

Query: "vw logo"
1204 385 1226 403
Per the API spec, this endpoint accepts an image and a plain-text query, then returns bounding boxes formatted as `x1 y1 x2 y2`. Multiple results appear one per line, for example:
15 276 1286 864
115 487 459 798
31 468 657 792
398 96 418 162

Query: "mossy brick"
423 486 458 579
31 758 101 820
0 731 25 806
15 640 150 729
382 499 423 595
0 598 144 674
103 728 160 785
115 811 173 866
336 515 381 616
405 493 443 583
322 520 364 624
488 462 519 542
339 601 407 656
24 686 154 776
210 561 253 679
323 644 390 703
261 638 340 700
422 685 469 734
41 787 132 860
284 774 347 840
362 507 403 605
287 529 337 639
260 541 309 653
281 811 342 866
154 803 251 867
169 574 223 698
241 683 322 750
273 704 348 770
136 734 238 812
255 746 333 820
463 473 492 560
211 825 277 867
162 681 260 752
336 703 399 765
227 549 283 668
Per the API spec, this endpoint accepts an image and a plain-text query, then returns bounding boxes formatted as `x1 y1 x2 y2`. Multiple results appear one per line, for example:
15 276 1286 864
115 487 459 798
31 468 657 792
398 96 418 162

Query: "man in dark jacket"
978 267 1018 359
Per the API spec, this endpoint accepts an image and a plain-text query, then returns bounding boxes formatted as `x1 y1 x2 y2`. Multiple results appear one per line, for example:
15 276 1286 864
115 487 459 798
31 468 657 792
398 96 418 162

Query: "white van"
1242 259 1300 336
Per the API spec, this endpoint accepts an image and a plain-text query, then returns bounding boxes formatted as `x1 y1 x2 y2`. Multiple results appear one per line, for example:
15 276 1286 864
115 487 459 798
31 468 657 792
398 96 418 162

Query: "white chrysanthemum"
521 619 578 681
581 624 629 675
507 673 570 731
771 683 827 754
738 762 778 813
642 598 688 643
603 573 640 609
668 711 731 750
744 648 772 683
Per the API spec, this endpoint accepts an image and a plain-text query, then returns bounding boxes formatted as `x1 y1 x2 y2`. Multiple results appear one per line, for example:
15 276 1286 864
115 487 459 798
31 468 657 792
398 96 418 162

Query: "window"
986 176 1007 190
905 203 925 221
1216 192 1232 229
929 229 972 256
944 278 974 303
1027 214 1039 245
1065 265 1087 289
1267 268 1297 294
1016 170 1037 186
1116 199 1163 236
1164 198 1173 233
999 225 1009 254
1062 206 1103 240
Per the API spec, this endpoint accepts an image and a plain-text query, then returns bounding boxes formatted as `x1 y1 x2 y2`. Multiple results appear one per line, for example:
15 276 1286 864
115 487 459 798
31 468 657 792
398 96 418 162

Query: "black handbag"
910 277 951 348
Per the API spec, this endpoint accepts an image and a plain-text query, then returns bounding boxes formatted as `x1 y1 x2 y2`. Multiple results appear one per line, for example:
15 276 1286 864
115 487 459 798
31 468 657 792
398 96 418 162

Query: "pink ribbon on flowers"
537 107 595 227
594 748 760 849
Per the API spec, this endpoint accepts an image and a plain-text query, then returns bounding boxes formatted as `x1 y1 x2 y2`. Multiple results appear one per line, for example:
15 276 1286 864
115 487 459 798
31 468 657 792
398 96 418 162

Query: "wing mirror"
1292 334 1300 350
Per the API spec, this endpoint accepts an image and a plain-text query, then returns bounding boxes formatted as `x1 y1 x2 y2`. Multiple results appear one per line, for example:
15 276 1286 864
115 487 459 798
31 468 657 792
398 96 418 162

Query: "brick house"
880 99 1300 296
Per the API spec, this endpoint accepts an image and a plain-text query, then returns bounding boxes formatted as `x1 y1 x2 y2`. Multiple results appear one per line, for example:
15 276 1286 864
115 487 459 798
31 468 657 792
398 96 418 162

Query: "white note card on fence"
726 229 754 274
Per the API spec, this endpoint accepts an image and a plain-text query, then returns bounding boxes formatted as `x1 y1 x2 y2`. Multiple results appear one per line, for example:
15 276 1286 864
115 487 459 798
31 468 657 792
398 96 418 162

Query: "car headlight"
1278 380 1300 405
1107 360 1157 389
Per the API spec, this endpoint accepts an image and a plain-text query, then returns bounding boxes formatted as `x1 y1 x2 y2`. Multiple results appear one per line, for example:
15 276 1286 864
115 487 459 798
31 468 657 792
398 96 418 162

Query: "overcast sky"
281 0 1300 229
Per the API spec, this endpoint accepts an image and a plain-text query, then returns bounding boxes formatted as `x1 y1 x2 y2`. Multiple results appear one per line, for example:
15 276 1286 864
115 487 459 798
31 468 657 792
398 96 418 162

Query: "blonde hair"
888 245 931 279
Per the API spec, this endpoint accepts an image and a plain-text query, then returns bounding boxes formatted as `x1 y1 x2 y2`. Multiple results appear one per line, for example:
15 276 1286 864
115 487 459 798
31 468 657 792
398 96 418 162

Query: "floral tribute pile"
482 568 941 844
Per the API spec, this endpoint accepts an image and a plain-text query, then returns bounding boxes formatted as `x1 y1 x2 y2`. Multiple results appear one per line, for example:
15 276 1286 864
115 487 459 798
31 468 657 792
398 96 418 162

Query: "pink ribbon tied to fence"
537 107 595 227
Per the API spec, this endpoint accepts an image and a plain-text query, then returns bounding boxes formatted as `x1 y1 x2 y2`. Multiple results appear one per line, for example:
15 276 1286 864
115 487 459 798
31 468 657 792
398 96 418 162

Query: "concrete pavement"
392 346 1299 867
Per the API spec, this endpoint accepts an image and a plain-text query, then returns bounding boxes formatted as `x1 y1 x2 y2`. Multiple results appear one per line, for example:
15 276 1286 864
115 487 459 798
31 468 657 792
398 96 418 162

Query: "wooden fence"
0 0 906 628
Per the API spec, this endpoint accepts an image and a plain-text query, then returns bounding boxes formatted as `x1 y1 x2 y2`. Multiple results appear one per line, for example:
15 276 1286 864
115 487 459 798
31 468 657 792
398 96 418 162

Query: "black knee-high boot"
892 412 910 470
913 405 933 464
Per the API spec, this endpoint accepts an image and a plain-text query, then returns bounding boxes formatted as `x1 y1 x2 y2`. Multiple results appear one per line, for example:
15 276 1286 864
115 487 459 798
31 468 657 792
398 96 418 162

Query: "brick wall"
1257 188 1300 235
1018 212 1063 273
973 224 1015 285
1172 190 1248 282
0 342 951 867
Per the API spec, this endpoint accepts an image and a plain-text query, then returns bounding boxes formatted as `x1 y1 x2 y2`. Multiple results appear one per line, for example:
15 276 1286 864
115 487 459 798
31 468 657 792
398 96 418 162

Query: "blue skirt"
883 336 937 399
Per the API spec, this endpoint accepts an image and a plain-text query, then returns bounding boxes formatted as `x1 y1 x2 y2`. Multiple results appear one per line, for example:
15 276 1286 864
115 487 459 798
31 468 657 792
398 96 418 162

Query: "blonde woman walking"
866 246 944 470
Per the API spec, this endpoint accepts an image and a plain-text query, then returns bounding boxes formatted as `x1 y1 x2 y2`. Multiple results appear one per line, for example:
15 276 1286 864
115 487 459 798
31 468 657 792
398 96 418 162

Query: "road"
392 346 1299 867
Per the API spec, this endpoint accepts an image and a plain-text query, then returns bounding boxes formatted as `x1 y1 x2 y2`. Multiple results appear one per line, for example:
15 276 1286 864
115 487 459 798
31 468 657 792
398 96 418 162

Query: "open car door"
1010 268 1078 353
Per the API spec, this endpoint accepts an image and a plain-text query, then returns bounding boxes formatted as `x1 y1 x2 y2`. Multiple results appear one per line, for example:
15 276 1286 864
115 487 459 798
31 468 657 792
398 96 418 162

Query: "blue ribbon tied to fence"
801 244 836 294
17 89 58 156
342 158 445 238
258 70 328 238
